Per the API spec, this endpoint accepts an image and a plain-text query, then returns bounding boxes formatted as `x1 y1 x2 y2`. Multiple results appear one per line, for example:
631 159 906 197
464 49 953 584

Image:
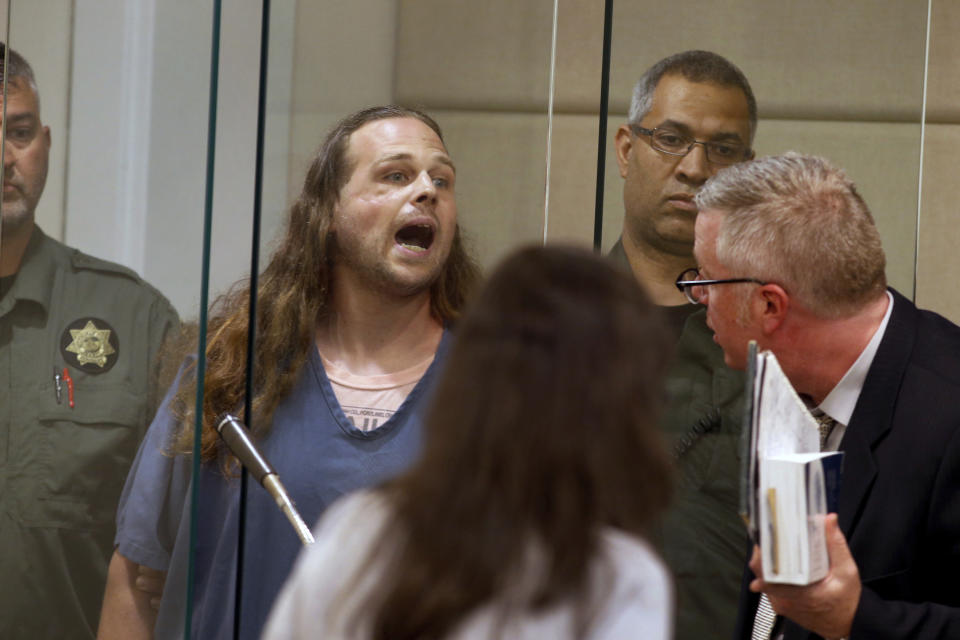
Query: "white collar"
818 291 894 426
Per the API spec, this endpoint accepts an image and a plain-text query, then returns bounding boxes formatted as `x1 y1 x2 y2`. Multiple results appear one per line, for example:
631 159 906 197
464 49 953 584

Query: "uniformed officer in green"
0 43 179 638
609 51 756 640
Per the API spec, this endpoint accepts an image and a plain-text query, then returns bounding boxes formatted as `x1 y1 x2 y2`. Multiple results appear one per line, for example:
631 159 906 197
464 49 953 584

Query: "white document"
741 343 844 585
753 353 819 457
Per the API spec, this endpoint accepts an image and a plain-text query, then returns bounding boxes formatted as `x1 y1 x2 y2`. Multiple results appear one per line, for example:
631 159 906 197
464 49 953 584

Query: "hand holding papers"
740 342 843 585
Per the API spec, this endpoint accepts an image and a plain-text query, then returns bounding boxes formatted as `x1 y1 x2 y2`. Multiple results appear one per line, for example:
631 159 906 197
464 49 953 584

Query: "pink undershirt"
319 350 435 432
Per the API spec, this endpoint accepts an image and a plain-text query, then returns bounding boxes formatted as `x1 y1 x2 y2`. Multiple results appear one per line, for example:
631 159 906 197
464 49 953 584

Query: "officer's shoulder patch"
70 250 141 282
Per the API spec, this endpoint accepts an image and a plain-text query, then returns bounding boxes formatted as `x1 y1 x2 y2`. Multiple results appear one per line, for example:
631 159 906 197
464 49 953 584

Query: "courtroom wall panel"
917 4 960 321
916 125 960 322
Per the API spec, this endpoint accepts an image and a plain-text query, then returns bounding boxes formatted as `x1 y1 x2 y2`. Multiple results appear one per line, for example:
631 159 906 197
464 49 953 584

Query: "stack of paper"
740 342 844 585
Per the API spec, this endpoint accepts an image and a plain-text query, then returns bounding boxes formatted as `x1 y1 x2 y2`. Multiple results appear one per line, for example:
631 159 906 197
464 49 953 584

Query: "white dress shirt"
816 291 894 451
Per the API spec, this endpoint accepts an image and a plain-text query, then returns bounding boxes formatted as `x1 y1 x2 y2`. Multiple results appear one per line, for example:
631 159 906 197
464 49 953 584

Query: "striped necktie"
812 409 838 451
751 594 778 640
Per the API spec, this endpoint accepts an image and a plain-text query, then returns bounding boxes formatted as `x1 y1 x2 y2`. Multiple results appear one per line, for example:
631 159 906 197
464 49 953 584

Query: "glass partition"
3 0 957 638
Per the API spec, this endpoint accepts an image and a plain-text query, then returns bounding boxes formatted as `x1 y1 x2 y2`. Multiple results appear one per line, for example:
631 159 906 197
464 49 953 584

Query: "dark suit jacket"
735 289 960 639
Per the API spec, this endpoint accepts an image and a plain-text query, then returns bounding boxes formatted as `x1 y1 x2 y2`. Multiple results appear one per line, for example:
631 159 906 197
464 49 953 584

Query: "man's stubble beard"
332 233 446 301
367 260 442 299
1 199 34 234
626 205 697 261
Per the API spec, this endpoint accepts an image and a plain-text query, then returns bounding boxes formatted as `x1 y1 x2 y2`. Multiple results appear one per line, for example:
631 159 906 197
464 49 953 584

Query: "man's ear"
614 124 634 178
757 284 789 335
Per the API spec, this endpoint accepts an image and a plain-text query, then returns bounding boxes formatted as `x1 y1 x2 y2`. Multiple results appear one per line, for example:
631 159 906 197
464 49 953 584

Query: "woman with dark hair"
263 244 675 640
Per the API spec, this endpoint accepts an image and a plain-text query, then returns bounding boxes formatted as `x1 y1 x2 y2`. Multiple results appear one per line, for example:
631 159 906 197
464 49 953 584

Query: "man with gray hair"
0 43 178 638
683 152 960 639
611 50 757 640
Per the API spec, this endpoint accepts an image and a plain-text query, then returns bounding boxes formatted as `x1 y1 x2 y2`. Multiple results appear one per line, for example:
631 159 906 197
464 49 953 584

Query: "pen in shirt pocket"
62 367 75 408
53 367 63 404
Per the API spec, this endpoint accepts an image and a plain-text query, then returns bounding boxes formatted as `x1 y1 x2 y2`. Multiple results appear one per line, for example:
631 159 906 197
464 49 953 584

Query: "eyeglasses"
631 125 752 165
674 267 767 305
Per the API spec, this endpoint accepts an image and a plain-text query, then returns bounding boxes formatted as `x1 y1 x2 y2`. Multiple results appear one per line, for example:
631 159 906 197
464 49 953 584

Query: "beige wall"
384 0 960 323
916 1 960 321
3 1 73 241
286 0 398 204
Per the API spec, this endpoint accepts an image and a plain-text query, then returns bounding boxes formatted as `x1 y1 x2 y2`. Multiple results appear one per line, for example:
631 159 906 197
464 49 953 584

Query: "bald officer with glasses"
609 50 757 640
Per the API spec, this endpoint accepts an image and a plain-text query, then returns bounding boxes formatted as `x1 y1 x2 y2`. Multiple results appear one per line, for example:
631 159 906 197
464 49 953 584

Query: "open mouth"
395 223 435 252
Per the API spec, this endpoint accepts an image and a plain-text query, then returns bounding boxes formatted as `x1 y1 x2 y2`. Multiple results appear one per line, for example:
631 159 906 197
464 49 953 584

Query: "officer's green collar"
0 225 57 314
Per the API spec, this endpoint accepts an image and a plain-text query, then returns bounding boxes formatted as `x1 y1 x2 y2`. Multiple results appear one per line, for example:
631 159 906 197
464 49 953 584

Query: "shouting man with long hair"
98 106 479 640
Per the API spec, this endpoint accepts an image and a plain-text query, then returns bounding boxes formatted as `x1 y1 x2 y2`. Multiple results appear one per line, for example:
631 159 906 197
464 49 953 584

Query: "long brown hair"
364 245 674 639
172 105 479 464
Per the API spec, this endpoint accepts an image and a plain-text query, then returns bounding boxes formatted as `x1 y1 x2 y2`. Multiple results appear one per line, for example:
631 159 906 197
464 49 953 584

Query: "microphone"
216 413 315 545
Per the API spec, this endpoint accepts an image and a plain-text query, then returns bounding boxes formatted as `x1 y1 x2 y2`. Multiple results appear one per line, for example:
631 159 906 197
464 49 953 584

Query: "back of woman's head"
373 245 673 639
417 244 673 532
